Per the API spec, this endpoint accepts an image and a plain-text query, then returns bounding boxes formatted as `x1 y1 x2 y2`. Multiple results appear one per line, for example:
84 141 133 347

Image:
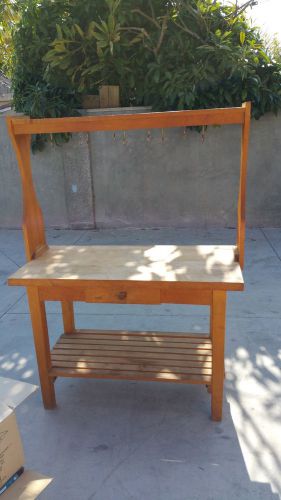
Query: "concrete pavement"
0 227 280 500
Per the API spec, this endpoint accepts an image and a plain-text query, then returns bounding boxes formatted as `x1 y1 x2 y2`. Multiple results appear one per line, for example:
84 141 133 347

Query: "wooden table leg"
27 287 56 409
61 301 75 334
211 290 227 421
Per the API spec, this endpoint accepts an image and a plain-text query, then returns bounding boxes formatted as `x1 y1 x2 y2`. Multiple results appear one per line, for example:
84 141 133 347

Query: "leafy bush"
12 1 80 150
0 1 19 76
12 1 72 107
43 3 129 94
12 0 281 128
18 82 79 152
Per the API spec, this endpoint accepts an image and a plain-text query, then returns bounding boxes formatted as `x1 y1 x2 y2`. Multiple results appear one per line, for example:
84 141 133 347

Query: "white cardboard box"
0 376 53 498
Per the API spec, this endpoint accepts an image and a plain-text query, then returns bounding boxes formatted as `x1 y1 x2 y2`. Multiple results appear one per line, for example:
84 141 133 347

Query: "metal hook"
146 130 151 143
201 126 206 144
122 131 127 145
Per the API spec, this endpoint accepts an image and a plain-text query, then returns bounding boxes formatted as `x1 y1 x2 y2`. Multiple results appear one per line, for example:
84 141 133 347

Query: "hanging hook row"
112 127 189 144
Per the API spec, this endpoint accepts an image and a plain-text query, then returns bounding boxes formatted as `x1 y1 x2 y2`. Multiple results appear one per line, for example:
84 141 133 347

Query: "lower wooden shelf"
50 330 212 384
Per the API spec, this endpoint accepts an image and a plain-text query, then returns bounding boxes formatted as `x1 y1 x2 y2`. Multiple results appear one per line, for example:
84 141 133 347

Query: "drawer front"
85 284 160 304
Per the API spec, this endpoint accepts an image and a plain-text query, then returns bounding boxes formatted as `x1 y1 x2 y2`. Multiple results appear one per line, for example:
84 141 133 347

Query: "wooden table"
6 104 251 421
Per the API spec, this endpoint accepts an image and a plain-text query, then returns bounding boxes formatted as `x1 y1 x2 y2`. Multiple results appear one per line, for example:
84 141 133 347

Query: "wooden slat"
64 330 211 342
54 342 211 356
10 107 245 136
51 358 212 373
76 328 211 344
51 353 212 367
59 336 212 351
52 348 211 362
49 367 211 384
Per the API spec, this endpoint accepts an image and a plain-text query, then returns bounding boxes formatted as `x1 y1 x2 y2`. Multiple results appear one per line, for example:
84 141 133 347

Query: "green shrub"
12 1 80 150
0 1 20 76
11 0 281 133
12 1 72 107
18 82 79 152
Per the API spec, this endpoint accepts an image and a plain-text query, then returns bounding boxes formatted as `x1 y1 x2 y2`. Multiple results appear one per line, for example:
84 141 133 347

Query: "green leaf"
75 24 84 37
240 32 245 45
92 31 106 42
108 14 115 33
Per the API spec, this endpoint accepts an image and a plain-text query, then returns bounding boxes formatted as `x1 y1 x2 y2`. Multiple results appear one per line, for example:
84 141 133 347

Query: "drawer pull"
118 291 127 300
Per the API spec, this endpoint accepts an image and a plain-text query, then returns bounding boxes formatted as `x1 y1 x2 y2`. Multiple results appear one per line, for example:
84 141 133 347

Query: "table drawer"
85 284 160 304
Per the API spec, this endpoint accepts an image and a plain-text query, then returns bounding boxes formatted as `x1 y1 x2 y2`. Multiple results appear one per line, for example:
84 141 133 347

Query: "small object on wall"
99 85 120 108
81 94 100 110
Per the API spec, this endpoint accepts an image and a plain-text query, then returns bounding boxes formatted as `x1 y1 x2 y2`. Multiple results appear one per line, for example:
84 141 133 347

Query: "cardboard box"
0 377 37 494
0 402 25 490
2 470 52 499
0 377 52 498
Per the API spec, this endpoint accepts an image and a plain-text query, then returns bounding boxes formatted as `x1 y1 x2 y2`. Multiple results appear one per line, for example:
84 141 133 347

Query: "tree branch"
131 8 160 29
173 19 204 43
228 0 258 19
148 0 155 21
154 15 169 55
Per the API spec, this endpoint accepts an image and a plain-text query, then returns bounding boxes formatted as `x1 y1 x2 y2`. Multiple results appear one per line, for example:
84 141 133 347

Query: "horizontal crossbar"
9 106 245 135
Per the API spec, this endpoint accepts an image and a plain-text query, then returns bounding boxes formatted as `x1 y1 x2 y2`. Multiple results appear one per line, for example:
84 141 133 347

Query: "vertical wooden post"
206 303 214 394
211 290 227 421
61 301 75 333
27 287 56 409
236 101 251 269
6 118 47 261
